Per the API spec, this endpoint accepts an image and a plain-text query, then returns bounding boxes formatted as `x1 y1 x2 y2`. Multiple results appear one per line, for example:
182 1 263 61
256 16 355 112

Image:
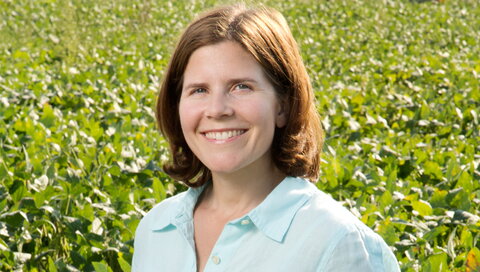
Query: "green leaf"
430 189 448 208
40 103 56 128
152 177 166 203
424 226 449 241
412 200 433 217
460 228 473 249
377 217 398 245
9 180 27 203
0 160 12 180
456 171 473 194
425 252 448 272
386 169 397 192
1 211 28 228
424 161 442 179
118 256 132 272
92 261 113 272
48 256 57 272
378 190 393 209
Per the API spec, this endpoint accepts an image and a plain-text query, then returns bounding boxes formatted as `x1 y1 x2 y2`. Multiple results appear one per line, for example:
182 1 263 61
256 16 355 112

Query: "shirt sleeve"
320 225 400 272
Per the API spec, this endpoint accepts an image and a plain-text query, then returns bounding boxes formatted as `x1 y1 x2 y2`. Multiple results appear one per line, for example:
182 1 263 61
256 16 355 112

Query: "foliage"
0 0 479 271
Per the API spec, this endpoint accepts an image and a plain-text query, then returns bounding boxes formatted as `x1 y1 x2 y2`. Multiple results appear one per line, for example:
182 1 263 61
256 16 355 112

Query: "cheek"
247 100 278 127
179 101 199 134
178 102 189 131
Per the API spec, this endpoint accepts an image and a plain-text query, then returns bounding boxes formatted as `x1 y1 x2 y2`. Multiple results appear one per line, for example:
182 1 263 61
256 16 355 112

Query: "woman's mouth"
203 129 247 141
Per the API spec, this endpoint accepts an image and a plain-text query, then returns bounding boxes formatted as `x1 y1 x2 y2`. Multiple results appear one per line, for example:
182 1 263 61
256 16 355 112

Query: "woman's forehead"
182 41 270 87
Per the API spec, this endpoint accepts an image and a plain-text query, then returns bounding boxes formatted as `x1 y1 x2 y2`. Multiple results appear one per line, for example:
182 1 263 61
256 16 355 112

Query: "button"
211 255 221 265
241 219 250 225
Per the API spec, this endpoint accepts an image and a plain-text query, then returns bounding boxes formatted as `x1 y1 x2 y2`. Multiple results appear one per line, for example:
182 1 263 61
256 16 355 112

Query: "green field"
1 0 479 271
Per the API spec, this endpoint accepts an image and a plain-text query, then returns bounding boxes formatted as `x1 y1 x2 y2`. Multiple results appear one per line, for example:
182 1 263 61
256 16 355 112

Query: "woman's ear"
276 102 287 128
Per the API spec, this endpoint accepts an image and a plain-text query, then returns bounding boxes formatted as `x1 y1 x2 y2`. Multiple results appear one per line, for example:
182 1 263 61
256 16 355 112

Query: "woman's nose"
204 92 234 119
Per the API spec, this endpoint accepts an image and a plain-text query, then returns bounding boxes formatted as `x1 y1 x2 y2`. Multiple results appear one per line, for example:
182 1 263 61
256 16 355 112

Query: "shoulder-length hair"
156 4 324 187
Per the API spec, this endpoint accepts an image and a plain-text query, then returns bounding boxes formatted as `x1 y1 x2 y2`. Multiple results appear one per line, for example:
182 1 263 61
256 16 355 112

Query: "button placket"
203 219 252 271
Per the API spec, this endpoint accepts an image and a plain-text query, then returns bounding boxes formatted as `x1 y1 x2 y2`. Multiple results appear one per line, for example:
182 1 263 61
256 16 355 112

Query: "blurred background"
0 0 479 271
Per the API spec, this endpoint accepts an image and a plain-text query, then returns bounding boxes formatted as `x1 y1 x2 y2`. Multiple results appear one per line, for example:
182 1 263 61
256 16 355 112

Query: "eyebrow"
183 78 259 90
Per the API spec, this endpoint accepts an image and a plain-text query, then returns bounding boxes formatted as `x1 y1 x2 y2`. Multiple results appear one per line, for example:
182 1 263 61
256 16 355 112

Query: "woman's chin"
206 165 240 176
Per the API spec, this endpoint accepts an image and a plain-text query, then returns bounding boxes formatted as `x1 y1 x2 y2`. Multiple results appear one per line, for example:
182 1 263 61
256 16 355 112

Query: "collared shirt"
132 176 400 272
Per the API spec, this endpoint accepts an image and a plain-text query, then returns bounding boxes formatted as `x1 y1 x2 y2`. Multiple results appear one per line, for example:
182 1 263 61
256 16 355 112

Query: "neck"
201 161 285 219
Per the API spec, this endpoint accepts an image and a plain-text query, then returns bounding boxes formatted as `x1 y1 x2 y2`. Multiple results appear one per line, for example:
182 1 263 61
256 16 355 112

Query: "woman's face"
179 41 286 176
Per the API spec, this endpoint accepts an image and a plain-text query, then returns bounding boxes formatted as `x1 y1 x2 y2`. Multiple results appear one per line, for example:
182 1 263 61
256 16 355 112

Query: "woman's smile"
202 129 248 143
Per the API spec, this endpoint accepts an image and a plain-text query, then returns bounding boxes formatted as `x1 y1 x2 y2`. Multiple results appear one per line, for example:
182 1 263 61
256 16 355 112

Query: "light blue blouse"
132 176 400 271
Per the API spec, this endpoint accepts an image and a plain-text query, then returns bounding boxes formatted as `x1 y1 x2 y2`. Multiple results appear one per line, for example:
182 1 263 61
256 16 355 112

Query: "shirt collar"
150 177 316 243
150 183 207 231
244 176 315 242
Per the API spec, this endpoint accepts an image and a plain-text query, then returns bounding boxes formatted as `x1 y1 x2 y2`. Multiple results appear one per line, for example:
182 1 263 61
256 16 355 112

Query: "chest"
193 211 229 272
137 221 330 272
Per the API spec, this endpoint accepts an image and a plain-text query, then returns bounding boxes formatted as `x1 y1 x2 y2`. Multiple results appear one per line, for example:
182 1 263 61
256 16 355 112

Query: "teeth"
205 130 244 140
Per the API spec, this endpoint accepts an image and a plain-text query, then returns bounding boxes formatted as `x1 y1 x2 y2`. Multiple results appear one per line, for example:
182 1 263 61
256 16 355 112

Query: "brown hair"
156 4 324 187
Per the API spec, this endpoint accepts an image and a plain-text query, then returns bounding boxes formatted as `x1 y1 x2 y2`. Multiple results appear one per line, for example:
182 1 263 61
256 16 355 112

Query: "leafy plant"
0 0 479 271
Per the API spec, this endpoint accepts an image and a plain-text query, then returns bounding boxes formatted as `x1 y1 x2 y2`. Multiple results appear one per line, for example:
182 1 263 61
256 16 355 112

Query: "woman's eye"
192 88 207 94
233 84 251 91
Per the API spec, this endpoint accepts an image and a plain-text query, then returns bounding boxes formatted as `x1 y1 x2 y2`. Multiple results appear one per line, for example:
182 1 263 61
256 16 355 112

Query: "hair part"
156 4 324 187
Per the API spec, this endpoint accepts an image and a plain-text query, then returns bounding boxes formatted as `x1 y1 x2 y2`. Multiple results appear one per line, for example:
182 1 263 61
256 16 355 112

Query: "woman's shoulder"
277 177 382 241
293 185 400 271
298 184 369 229
298 188 386 245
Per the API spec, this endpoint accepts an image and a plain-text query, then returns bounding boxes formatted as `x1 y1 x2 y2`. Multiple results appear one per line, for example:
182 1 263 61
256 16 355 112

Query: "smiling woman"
133 4 400 272
155 4 323 188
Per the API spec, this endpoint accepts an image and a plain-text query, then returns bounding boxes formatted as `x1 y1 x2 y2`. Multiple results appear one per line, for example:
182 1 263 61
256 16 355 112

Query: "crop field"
0 0 479 271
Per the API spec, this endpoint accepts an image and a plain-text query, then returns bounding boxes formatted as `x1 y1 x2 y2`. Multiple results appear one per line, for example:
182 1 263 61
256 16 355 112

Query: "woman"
133 4 400 272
